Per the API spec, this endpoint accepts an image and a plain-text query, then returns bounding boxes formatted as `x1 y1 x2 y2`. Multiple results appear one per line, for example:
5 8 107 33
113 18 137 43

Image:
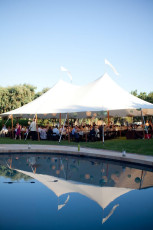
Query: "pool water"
0 153 153 230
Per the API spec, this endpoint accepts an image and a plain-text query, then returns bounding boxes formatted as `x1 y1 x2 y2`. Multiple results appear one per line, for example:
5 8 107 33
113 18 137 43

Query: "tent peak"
101 72 112 80
92 72 114 85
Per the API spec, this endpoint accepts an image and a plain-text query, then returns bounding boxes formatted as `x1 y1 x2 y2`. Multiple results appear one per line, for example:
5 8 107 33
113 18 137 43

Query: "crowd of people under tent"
0 117 153 141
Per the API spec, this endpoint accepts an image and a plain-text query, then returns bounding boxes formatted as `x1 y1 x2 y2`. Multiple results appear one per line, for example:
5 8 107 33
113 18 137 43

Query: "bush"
0 118 29 129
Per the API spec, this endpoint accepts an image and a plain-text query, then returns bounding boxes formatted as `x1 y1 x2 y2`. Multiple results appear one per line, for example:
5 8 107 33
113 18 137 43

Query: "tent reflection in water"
1 73 153 119
2 155 153 225
15 169 132 224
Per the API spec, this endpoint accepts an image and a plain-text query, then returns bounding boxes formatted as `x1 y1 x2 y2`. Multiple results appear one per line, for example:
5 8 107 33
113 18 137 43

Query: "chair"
52 133 59 141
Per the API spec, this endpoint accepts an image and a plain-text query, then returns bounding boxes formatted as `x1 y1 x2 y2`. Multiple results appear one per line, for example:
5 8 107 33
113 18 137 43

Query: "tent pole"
139 170 144 190
101 117 105 144
59 113 67 143
141 109 145 139
59 113 61 128
9 158 12 169
11 115 14 139
107 110 110 126
67 113 70 142
102 124 104 144
36 114 40 141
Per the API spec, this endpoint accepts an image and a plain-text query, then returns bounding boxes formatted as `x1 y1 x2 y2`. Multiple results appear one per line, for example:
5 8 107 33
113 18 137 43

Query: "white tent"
73 73 153 117
1 73 153 118
0 79 81 118
76 73 153 110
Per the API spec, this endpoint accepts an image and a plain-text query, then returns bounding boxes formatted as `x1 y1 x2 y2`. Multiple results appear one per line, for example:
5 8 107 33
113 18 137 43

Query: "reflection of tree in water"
0 165 32 181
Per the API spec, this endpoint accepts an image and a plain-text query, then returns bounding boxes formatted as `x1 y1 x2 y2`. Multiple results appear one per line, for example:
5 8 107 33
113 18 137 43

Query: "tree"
147 92 153 104
131 90 138 97
139 92 147 101
0 84 50 114
0 84 37 114
131 90 153 104
0 87 9 113
34 87 50 99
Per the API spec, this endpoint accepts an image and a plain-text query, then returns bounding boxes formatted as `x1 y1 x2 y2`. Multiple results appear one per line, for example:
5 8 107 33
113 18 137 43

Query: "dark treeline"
0 84 153 114
0 84 50 114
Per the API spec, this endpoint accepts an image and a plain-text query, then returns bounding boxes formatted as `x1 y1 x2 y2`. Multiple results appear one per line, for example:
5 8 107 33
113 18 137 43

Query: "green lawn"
0 137 153 156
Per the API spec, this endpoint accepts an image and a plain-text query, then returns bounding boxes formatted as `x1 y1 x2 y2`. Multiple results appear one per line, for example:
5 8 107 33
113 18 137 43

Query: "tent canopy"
1 73 153 118
76 73 153 111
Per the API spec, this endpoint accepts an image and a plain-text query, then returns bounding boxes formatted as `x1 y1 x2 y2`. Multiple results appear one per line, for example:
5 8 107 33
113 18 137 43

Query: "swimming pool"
0 153 153 230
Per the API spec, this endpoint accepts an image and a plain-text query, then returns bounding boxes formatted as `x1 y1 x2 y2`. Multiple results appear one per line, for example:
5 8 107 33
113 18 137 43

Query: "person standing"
29 118 37 140
15 123 21 140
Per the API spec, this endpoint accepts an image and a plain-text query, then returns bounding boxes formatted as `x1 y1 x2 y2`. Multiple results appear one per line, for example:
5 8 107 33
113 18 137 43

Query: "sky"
0 0 153 93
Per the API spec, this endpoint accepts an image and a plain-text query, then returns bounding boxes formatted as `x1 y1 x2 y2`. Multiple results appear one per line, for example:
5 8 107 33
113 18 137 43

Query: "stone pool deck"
0 144 153 166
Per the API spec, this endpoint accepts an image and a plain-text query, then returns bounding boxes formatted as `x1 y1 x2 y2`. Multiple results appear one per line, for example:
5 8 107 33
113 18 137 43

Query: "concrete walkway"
0 144 153 166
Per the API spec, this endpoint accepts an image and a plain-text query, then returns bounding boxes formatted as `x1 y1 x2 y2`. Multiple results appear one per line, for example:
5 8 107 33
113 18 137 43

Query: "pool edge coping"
0 144 153 167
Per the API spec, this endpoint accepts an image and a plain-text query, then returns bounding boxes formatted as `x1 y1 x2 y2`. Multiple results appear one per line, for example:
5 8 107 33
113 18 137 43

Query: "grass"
0 137 153 156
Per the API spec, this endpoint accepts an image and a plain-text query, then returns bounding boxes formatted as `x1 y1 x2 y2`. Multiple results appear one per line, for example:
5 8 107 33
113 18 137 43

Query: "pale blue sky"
0 0 153 93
